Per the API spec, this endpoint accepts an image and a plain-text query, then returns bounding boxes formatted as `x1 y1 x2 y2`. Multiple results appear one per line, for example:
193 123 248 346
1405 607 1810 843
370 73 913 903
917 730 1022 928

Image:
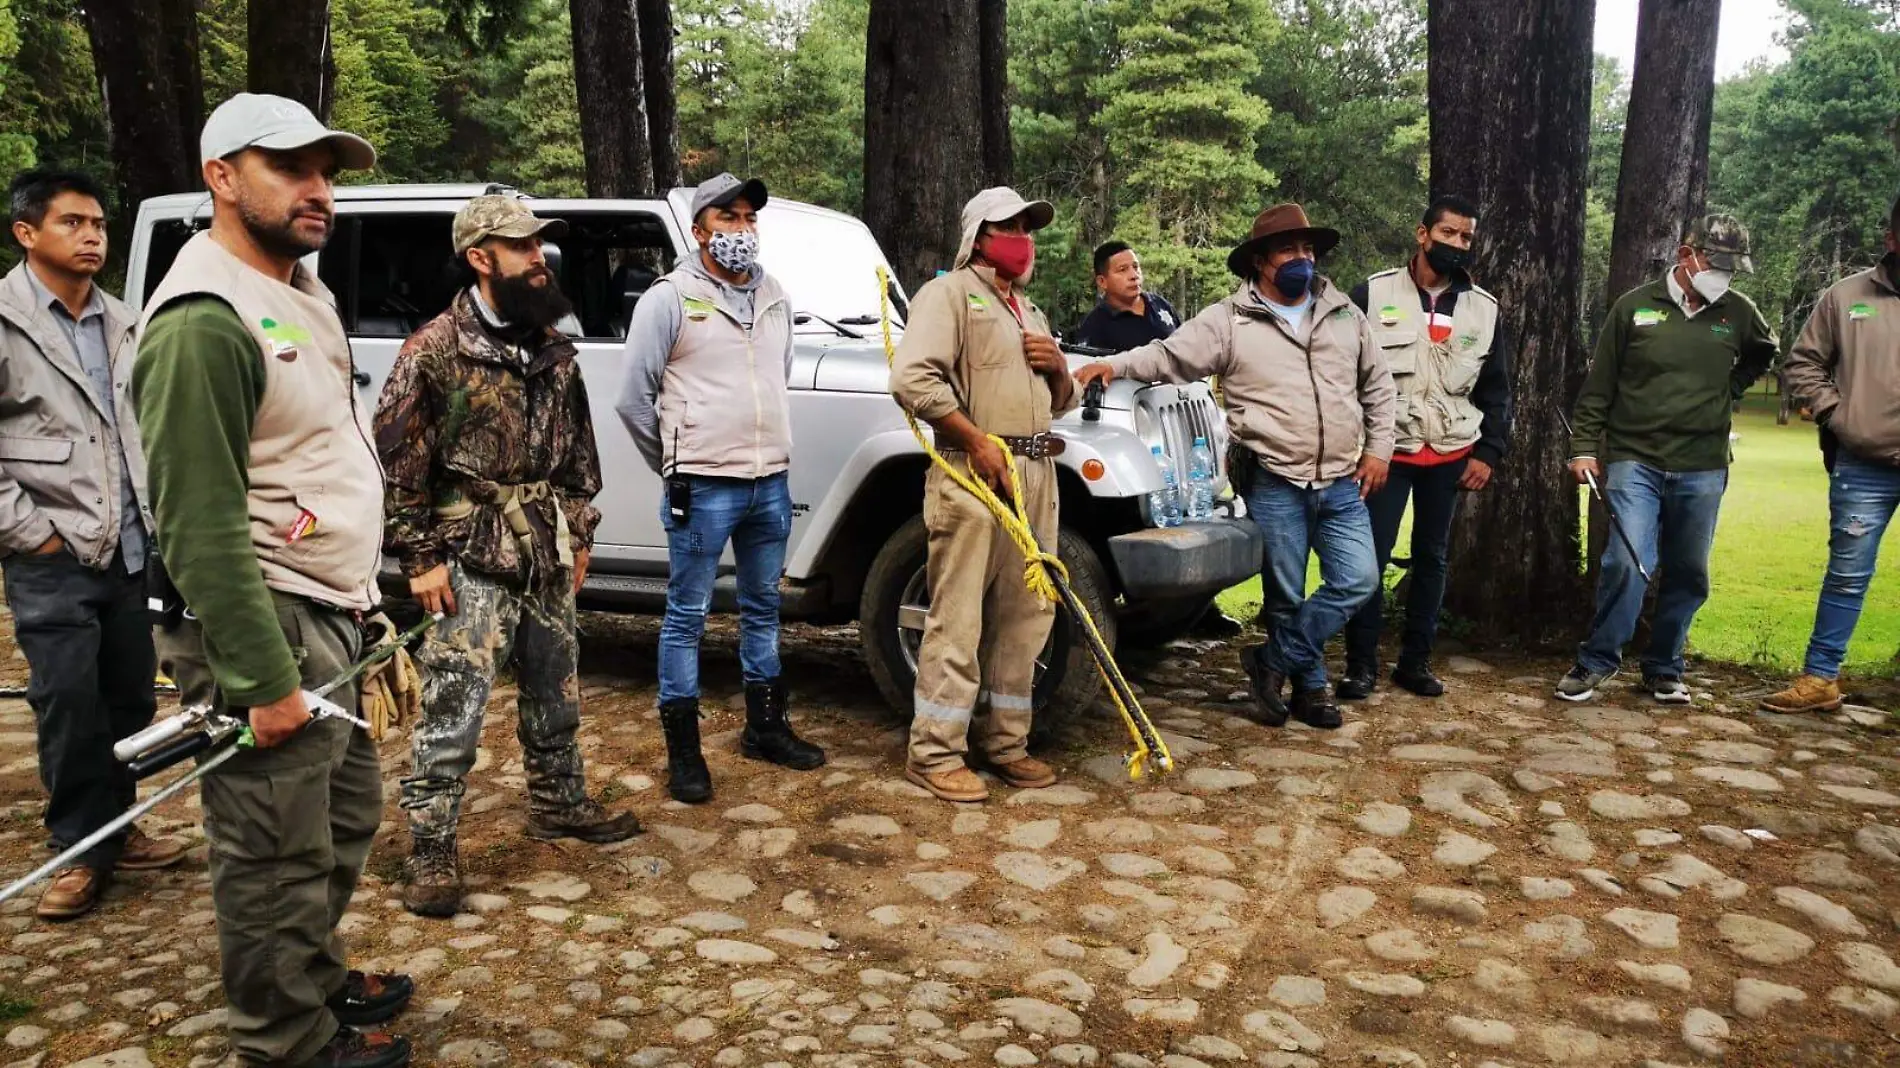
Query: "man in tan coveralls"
890 187 1077 803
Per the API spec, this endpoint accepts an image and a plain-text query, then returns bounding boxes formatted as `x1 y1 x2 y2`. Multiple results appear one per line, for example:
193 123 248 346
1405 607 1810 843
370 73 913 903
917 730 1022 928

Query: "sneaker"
1555 665 1612 703
1646 675 1691 705
117 826 189 870
1761 674 1844 715
905 765 989 803
325 971 414 1026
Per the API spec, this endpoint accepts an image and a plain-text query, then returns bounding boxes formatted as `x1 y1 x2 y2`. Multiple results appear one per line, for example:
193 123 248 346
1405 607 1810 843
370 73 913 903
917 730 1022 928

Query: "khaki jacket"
890 264 1077 436
1785 257 1900 467
1365 267 1500 456
0 263 152 564
140 232 385 610
1111 279 1395 483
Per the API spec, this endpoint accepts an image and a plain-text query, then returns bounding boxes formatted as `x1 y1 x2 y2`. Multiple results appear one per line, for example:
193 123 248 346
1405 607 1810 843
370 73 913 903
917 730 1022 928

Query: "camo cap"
452 195 568 256
1685 213 1755 274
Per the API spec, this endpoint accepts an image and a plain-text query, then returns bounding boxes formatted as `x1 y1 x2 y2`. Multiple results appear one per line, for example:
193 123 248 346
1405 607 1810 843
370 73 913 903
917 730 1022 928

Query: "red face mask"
981 232 1036 280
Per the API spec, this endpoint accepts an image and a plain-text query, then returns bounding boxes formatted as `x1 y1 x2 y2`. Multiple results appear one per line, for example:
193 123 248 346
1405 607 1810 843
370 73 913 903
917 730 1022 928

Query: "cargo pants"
908 457 1058 775
399 558 587 839
154 594 379 1066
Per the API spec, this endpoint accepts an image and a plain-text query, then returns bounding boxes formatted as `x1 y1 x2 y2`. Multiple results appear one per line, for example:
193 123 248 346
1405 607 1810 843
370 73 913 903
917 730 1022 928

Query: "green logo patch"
1849 301 1877 321
258 317 312 344
1632 308 1668 328
1457 331 1480 350
1331 306 1353 320
1711 322 1733 337
681 296 717 321
1378 304 1403 326
966 293 990 312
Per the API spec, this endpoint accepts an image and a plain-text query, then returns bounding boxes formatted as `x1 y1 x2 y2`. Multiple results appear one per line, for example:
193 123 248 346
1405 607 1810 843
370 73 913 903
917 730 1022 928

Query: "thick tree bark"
637 0 680 191
570 0 654 197
163 0 205 148
248 0 335 121
865 0 1007 292
1429 0 1596 640
82 0 201 253
976 0 1012 187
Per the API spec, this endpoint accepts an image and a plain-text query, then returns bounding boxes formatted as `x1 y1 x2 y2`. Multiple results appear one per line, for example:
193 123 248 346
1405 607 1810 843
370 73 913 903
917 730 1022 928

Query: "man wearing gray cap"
375 194 638 919
616 172 826 805
134 93 415 1068
888 186 1077 803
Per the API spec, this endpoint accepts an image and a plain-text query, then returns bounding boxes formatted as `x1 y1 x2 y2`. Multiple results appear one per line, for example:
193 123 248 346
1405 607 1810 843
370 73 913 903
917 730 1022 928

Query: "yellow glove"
360 614 424 740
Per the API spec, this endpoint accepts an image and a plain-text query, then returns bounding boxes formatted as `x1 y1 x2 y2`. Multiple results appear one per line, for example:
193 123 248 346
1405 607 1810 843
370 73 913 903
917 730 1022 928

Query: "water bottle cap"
1194 436 1207 446
1150 445 1162 455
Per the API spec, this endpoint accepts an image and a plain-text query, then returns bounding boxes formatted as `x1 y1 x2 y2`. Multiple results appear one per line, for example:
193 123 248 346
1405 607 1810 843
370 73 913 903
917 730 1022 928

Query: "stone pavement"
1 615 1898 1068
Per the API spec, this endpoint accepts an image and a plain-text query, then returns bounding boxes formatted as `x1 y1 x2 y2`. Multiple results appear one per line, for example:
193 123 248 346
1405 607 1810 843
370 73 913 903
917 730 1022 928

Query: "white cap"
199 93 377 170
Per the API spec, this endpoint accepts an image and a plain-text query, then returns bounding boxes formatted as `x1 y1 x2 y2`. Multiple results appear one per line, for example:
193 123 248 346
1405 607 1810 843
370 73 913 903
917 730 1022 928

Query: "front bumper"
1107 518 1262 601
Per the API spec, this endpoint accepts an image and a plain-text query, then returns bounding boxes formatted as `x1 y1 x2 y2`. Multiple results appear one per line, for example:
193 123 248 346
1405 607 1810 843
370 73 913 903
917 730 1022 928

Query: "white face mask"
1690 262 1732 304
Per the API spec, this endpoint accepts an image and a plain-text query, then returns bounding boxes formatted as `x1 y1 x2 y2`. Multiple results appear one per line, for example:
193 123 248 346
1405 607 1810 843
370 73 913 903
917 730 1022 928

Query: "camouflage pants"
399 559 587 840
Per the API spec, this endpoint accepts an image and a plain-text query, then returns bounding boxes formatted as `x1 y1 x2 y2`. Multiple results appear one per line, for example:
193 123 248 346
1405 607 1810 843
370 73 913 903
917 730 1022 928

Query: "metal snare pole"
1558 410 1651 584
0 612 441 906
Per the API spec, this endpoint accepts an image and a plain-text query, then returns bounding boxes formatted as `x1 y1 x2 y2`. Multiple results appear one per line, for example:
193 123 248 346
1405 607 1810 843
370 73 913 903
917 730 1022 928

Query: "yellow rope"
878 268 1173 781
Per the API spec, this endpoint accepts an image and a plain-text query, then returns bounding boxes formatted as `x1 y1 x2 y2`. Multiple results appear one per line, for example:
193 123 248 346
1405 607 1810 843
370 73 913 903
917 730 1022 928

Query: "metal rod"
1558 411 1652 584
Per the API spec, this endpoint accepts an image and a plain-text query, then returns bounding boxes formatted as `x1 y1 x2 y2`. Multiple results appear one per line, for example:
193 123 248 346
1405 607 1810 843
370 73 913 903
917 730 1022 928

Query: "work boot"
1392 660 1446 698
659 698 713 804
325 971 414 1027
1336 659 1378 701
401 836 461 919
35 865 103 921
117 826 189 870
299 1025 411 1068
1290 687 1344 730
1240 643 1289 727
741 680 827 770
1761 674 1844 715
905 765 989 803
526 797 642 843
990 755 1058 790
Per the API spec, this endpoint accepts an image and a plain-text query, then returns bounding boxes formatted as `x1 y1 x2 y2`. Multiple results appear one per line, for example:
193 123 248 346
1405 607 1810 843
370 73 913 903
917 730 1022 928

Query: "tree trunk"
1429 0 1596 640
570 0 654 197
83 0 201 265
164 0 205 151
637 0 680 191
248 0 334 120
977 0 1012 187
864 0 989 292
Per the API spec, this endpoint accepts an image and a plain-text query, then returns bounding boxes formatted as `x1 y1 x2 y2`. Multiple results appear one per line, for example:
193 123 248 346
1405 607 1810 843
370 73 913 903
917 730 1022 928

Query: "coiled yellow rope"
878 268 1173 780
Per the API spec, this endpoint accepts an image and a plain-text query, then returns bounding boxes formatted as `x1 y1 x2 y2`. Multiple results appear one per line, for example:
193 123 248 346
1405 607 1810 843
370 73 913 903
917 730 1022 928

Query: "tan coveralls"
890 264 1076 774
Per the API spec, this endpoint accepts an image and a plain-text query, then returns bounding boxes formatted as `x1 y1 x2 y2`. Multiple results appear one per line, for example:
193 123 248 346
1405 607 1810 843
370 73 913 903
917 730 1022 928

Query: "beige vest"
658 268 794 479
139 232 384 610
1367 268 1498 454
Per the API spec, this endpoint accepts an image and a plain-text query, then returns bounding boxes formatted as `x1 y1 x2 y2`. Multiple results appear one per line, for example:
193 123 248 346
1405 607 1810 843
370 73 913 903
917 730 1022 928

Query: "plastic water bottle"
1149 446 1182 528
1185 436 1215 520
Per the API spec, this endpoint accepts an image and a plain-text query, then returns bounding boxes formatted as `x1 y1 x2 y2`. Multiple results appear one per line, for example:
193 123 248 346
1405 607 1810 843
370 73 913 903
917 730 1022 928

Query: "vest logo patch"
1457 331 1480 350
1849 301 1876 321
1633 308 1668 328
1378 304 1403 327
681 296 716 322
259 317 311 361
284 508 319 544
966 293 989 312
1331 306 1352 320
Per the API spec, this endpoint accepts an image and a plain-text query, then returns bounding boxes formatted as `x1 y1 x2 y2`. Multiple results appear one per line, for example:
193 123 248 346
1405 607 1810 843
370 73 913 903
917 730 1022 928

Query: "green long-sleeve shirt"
133 297 301 707
1569 278 1778 472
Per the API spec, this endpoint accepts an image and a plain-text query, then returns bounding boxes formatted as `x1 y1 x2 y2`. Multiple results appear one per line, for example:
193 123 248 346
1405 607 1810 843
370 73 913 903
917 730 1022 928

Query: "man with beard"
375 195 639 919
616 173 827 805
134 94 415 1068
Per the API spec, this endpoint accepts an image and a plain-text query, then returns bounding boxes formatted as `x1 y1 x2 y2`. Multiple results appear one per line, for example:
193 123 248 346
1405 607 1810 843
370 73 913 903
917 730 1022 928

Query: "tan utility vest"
140 232 384 610
656 268 794 479
1366 267 1498 454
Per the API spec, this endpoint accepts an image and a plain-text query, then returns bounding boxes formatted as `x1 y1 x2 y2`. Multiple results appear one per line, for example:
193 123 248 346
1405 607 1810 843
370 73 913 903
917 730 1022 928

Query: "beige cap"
452 195 568 256
954 187 1054 269
199 93 376 170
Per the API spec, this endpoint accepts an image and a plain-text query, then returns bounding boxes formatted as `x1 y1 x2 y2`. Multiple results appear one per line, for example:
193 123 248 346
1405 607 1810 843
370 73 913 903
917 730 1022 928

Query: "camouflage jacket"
373 290 602 586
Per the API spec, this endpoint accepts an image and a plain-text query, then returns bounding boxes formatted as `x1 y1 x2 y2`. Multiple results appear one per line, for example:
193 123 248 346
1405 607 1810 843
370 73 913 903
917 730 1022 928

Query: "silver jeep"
125 183 1263 721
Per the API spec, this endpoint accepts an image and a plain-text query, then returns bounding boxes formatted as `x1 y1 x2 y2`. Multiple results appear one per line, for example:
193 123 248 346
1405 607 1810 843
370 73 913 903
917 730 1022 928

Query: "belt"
433 480 574 571
943 433 1066 460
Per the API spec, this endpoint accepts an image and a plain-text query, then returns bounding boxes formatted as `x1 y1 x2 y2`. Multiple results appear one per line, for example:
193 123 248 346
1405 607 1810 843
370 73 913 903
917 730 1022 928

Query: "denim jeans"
1247 472 1380 692
1801 453 1900 679
659 473 792 702
1344 456 1468 668
1577 461 1727 679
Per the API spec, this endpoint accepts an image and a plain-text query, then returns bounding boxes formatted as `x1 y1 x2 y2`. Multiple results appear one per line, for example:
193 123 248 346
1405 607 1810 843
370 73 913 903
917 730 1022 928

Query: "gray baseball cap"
200 93 377 171
691 173 768 221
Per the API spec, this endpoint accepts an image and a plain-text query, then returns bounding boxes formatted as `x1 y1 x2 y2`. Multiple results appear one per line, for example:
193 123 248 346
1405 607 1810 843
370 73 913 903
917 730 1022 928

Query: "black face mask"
1425 241 1472 276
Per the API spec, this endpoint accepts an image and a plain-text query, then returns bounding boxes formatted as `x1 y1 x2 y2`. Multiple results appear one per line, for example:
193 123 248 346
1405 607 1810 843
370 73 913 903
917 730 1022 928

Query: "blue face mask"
1271 257 1316 300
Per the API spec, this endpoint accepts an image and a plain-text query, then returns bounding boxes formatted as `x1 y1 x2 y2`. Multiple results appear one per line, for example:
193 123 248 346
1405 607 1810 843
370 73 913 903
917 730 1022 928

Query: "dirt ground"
2 607 1899 1068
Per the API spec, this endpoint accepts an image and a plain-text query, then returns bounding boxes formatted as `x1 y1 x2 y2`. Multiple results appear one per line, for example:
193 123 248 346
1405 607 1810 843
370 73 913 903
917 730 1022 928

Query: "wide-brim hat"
1226 203 1341 278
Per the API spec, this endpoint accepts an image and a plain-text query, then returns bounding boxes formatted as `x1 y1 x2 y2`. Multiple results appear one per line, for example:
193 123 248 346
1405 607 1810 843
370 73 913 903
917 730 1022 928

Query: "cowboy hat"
1226 203 1341 278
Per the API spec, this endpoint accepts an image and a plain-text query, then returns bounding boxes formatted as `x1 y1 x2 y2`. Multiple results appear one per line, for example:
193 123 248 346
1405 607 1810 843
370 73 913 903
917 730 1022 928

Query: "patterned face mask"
707 228 760 275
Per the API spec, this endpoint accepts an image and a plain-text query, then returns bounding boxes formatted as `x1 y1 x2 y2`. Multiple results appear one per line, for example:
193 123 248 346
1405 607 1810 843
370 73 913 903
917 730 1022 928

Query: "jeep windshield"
756 204 907 336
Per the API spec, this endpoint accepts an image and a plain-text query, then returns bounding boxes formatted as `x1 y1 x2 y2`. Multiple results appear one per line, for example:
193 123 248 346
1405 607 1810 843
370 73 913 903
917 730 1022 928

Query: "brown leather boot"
117 827 189 870
1761 674 1844 714
36 866 103 921
991 756 1058 789
525 798 642 844
905 765 989 803
402 836 461 918
299 1025 411 1068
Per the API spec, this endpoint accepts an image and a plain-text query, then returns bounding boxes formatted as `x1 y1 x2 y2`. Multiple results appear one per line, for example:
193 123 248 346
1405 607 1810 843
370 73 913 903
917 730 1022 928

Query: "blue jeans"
1578 461 1726 679
1247 473 1380 691
1802 454 1900 679
659 473 792 702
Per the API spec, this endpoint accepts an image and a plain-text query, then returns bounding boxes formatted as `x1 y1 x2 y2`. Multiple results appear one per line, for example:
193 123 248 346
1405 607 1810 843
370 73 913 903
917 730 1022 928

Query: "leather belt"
943 433 1066 460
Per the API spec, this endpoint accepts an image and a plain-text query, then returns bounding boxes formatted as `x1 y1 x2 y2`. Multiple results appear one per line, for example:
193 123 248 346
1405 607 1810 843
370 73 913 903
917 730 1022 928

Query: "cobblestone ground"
2 611 1899 1068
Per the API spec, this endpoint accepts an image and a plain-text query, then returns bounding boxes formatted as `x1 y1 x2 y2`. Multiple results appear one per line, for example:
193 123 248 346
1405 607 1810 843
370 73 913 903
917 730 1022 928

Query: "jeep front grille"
1153 390 1227 489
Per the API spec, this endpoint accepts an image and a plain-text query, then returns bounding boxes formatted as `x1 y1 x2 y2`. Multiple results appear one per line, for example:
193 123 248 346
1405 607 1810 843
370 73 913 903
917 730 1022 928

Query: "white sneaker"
1555 665 1613 702
1647 676 1691 704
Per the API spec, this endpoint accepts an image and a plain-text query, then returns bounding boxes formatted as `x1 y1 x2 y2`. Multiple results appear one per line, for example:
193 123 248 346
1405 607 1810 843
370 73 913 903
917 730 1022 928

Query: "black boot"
658 698 713 804
742 680 827 771
1290 687 1344 730
1336 658 1378 701
1240 644 1289 727
1392 659 1446 697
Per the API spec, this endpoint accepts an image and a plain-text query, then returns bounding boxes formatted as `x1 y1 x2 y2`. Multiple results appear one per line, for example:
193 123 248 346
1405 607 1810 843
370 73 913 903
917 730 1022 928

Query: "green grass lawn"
1213 396 1899 677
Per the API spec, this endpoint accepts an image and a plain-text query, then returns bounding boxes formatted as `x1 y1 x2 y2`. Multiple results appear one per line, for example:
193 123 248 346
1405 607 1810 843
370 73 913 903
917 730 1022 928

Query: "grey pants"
2 548 155 871
155 595 379 1066
399 559 587 840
